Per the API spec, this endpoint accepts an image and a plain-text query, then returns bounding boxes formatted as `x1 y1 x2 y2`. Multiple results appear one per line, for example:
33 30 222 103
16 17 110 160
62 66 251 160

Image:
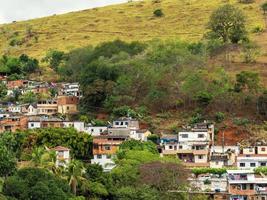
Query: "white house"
8 104 21 113
237 146 267 169
51 146 71 168
84 126 108 136
0 113 10 119
161 122 214 167
60 82 81 97
24 104 38 116
63 121 85 132
227 169 267 200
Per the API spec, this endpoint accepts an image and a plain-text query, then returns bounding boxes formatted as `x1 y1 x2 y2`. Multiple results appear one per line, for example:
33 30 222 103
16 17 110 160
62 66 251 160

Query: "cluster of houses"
2 79 267 199
160 122 267 200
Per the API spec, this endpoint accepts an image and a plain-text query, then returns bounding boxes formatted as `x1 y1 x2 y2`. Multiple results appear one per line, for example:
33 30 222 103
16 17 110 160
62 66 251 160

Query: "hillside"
0 0 265 59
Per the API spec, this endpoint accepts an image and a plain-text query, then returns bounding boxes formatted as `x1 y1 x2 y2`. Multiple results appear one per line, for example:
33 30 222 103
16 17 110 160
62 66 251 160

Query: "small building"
237 146 267 169
21 104 38 116
0 115 28 132
28 116 64 129
112 117 139 129
85 126 108 136
37 99 58 115
227 169 267 200
7 80 28 89
8 104 22 113
59 82 81 97
91 135 128 172
50 146 70 167
57 96 79 115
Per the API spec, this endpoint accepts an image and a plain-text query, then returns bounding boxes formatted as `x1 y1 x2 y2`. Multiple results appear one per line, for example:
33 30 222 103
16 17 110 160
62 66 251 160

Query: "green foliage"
191 168 227 177
252 25 264 33
0 54 38 75
3 168 72 200
0 146 16 177
190 112 204 124
233 118 250 126
19 91 37 104
194 91 213 106
0 83 7 99
261 2 267 14
112 106 137 118
153 9 164 17
255 166 267 174
241 42 260 63
258 90 267 116
147 134 160 144
118 140 159 157
207 4 247 43
234 71 260 93
215 112 225 123
42 49 65 71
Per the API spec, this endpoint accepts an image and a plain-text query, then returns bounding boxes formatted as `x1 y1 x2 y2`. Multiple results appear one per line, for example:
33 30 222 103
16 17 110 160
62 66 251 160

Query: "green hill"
0 0 264 59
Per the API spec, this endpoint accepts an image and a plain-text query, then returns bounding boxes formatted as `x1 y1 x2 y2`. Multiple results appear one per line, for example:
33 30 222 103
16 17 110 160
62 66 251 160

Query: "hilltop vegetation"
0 0 264 58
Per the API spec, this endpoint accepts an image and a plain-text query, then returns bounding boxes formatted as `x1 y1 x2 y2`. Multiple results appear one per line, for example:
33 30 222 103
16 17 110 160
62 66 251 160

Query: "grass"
0 0 264 59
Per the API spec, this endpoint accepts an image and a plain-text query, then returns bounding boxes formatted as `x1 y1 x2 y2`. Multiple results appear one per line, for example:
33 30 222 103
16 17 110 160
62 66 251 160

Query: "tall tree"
208 4 247 43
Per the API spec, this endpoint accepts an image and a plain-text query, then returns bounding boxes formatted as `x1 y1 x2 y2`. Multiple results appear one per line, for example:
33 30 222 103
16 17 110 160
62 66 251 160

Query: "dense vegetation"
0 129 208 200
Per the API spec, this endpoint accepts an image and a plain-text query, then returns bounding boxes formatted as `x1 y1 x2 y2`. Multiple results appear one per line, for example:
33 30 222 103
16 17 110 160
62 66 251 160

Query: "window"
97 155 102 159
31 123 34 127
262 197 266 200
169 145 173 149
100 129 103 133
120 122 123 125
198 155 203 159
240 163 245 167
198 134 204 138
125 122 128 126
107 154 112 159
241 184 247 190
250 163 256 167
115 122 119 125
181 134 188 138
261 162 267 166
262 147 266 152
91 129 94 132
67 106 69 110
250 184 254 190
104 146 111 150
179 145 183 149
215 161 219 165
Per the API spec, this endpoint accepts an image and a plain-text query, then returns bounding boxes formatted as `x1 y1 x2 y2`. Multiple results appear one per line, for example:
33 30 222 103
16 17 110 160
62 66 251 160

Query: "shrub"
242 42 260 63
194 91 213 106
252 25 264 33
153 9 164 17
233 118 250 126
215 112 225 123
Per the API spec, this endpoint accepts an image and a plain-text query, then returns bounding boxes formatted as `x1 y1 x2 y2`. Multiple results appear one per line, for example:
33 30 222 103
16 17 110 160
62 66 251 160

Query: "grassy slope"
0 0 264 59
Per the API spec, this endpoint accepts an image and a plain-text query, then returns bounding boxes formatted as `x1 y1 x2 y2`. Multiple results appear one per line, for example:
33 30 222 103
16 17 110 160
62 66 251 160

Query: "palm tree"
31 147 44 167
66 159 85 195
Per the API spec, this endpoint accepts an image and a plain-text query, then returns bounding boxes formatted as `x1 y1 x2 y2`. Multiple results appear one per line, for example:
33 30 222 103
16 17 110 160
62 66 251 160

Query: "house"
112 117 139 129
20 104 38 115
7 80 28 89
237 146 267 169
84 126 108 136
210 146 239 168
0 115 28 132
8 104 22 113
227 169 267 200
57 96 79 114
50 146 70 167
37 99 58 115
91 135 128 172
63 121 85 132
59 82 81 97
189 174 228 193
0 113 9 120
161 122 214 167
28 116 64 129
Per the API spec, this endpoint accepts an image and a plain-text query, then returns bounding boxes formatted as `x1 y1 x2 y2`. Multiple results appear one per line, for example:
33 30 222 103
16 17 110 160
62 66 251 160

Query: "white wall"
85 126 107 136
237 157 267 169
28 122 41 129
178 131 209 142
194 154 208 163
91 154 115 172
